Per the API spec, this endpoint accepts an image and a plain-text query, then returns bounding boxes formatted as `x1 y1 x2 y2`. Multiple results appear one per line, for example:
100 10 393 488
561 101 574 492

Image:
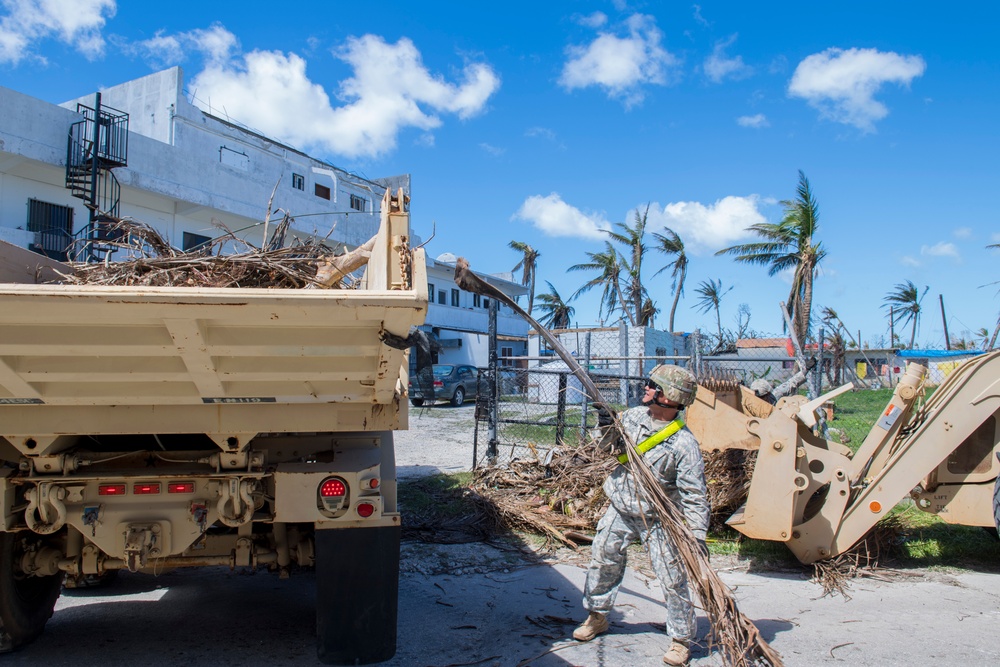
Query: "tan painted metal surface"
690 351 1000 563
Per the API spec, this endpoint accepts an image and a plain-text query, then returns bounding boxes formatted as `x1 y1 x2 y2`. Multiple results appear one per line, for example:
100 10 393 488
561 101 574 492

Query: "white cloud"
129 23 237 68
692 5 710 27
737 113 768 128
953 227 972 239
921 241 961 260
525 126 556 141
154 27 500 159
900 255 921 268
704 35 751 83
788 47 926 132
512 193 610 240
644 195 767 253
575 11 607 29
0 0 116 64
560 13 679 108
479 142 505 157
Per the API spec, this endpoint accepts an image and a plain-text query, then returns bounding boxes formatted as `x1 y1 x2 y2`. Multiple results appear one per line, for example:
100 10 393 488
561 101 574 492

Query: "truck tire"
0 533 63 652
451 387 465 407
315 525 400 665
410 398 424 407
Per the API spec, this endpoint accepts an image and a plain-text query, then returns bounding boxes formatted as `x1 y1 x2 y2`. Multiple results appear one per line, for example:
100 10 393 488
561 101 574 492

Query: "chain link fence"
471 318 877 469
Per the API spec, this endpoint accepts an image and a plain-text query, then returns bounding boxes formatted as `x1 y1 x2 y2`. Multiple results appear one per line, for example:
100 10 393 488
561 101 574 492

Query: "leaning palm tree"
693 278 732 343
508 240 540 315
652 227 688 332
638 297 658 327
974 327 991 351
605 204 650 327
883 280 928 349
716 170 826 345
569 241 631 325
535 281 575 329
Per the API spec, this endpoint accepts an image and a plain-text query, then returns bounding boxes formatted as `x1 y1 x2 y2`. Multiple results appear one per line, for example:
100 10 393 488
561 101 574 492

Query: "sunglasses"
644 379 659 391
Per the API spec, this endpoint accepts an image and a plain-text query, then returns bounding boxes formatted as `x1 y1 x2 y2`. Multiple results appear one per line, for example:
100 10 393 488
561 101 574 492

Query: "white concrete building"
1 67 395 258
421 252 528 368
1 67 527 369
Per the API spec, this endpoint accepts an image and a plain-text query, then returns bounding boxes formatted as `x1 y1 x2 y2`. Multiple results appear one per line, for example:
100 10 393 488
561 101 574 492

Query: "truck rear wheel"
315 525 400 665
0 533 63 652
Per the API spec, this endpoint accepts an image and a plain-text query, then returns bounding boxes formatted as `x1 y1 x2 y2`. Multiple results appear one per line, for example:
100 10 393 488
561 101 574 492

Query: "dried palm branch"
454 257 783 667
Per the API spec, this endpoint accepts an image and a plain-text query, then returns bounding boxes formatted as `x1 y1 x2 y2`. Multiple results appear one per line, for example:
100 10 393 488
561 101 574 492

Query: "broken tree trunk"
454 257 783 667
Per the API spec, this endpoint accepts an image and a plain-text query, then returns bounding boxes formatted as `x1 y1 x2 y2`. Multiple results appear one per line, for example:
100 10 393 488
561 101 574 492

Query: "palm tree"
605 204 650 327
716 170 826 344
987 243 1000 349
693 278 732 343
973 327 991 351
652 227 688 332
638 297 658 327
883 280 928 349
508 240 540 315
568 241 631 325
535 281 575 329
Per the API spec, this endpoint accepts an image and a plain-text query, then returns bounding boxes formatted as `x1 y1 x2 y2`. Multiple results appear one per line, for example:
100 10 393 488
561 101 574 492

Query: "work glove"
597 406 616 427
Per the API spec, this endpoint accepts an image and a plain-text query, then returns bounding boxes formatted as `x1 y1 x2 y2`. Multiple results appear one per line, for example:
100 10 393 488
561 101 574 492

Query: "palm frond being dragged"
60 215 373 289
454 257 783 667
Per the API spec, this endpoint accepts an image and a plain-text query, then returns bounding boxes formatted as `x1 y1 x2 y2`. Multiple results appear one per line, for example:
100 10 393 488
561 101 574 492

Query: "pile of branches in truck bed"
61 216 367 289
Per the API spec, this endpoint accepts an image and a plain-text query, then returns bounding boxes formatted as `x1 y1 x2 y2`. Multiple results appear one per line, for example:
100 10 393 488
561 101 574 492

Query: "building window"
315 183 331 200
483 298 490 309
500 346 513 367
437 290 446 305
182 232 211 252
292 173 305 190
350 194 366 211
428 283 435 299
451 289 460 307
473 294 481 307
27 199 74 261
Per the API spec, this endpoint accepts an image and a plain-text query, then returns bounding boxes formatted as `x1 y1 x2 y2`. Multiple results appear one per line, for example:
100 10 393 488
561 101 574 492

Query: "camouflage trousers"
582 504 696 642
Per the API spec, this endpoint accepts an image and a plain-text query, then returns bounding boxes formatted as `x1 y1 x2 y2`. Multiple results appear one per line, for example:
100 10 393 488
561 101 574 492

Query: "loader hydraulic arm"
712 351 1000 564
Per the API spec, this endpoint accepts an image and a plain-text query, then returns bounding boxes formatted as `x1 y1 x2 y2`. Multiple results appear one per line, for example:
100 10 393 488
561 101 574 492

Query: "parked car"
409 364 481 407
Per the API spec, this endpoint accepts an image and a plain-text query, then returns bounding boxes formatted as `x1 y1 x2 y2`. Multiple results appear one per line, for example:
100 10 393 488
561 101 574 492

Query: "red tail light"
357 502 375 518
99 484 127 496
168 482 195 494
319 478 347 498
133 483 160 495
433 380 443 387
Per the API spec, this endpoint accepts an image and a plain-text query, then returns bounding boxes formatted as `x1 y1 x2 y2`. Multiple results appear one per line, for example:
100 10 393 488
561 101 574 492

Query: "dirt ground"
12 403 1000 666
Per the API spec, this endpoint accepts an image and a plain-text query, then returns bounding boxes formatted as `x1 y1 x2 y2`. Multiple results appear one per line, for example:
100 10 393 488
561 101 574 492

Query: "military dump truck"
0 190 426 664
688 351 1000 563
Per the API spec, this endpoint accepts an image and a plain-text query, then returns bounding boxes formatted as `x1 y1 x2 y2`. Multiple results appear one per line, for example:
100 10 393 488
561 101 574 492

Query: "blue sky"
2 1 999 349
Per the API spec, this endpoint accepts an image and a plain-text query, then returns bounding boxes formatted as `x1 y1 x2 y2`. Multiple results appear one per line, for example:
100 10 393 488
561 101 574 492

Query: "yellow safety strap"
617 419 685 464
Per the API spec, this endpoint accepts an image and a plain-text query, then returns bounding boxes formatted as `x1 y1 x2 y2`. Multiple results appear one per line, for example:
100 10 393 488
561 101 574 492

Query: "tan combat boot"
663 639 691 666
572 611 609 642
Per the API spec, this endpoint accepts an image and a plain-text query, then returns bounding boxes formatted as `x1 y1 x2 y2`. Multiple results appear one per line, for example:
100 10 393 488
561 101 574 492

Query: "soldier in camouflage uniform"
572 364 710 666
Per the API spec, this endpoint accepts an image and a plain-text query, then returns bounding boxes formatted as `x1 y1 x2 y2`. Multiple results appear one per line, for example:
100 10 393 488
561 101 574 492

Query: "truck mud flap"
315 525 400 665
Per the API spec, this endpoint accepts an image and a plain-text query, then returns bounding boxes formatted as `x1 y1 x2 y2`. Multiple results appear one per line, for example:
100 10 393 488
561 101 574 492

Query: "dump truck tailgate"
0 279 427 446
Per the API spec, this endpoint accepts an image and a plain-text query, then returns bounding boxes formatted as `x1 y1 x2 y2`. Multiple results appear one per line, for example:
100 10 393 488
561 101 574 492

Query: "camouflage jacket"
602 406 710 540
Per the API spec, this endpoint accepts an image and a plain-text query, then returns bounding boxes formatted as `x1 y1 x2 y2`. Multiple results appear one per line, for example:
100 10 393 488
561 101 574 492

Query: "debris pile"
61 216 365 289
470 441 615 547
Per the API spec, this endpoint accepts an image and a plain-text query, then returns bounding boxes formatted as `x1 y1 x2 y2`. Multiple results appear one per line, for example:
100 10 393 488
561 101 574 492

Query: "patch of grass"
888 502 1000 566
398 472 474 520
826 387 894 452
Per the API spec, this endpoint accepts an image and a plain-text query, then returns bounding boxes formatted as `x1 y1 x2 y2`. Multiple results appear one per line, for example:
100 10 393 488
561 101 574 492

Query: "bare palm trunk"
989 310 1000 350
909 318 917 349
668 263 685 332
527 272 535 315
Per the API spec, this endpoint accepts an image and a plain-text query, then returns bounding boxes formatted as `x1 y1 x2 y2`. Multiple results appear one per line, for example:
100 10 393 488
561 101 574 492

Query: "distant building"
526 324 688 405
420 253 528 369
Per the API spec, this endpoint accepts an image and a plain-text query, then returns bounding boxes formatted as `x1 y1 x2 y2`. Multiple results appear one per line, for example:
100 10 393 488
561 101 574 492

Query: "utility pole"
890 306 895 348
939 294 951 350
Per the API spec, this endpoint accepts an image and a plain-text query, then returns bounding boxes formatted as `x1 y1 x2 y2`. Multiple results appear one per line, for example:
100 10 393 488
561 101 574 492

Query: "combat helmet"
750 379 773 397
647 364 697 407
